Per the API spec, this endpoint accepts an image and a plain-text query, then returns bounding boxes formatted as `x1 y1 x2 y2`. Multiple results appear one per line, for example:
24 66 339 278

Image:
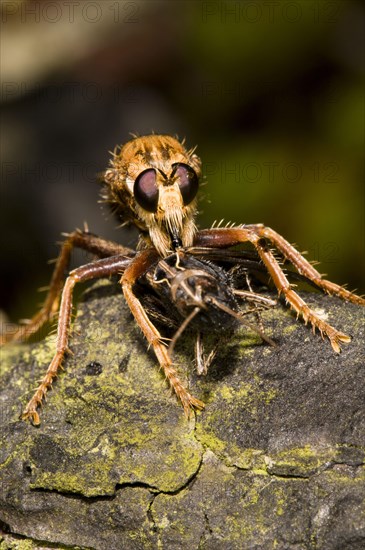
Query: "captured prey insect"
137 250 277 375
3 134 364 425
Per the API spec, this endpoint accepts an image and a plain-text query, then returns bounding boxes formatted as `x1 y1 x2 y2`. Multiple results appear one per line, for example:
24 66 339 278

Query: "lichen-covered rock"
1 280 364 549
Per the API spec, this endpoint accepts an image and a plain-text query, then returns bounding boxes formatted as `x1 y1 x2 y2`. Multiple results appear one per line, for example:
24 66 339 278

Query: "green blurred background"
1 0 364 320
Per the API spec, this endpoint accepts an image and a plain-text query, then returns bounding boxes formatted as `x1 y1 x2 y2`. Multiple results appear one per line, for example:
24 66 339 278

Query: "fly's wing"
133 281 181 331
188 247 321 292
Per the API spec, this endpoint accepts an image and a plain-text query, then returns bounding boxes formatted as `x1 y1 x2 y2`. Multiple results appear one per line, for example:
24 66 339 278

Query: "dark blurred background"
1 0 364 320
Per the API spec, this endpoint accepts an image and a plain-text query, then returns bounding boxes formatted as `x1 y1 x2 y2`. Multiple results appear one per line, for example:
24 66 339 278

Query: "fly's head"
102 134 202 256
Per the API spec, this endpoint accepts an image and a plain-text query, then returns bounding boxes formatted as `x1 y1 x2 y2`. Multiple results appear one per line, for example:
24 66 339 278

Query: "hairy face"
102 135 202 256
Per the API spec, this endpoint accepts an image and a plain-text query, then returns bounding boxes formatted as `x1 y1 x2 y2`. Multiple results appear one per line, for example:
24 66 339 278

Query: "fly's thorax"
152 253 239 332
101 134 201 256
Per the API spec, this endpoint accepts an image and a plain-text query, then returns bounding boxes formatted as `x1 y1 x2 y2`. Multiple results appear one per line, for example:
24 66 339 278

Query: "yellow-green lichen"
265 444 337 476
195 377 277 467
0 538 37 550
30 470 92 496
208 378 277 412
0 343 30 375
29 335 56 365
322 464 365 483
26 334 204 496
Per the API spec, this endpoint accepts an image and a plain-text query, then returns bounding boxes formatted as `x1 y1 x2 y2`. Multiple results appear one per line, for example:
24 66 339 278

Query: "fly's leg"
121 249 205 417
255 225 365 306
196 226 365 305
21 255 132 425
2 230 134 344
195 227 361 352
195 332 219 375
243 271 265 332
254 238 351 353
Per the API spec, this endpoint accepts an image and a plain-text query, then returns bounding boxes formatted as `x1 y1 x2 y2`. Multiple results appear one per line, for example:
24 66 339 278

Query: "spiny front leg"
121 249 205 416
196 226 365 306
253 225 365 306
21 255 132 425
1 230 134 345
252 238 352 353
194 228 354 352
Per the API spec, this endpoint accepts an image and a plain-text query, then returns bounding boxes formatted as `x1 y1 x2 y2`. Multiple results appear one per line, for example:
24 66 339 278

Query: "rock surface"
1 280 364 550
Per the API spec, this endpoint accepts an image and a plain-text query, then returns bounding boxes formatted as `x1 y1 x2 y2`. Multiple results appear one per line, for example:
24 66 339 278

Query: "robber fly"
3 134 364 424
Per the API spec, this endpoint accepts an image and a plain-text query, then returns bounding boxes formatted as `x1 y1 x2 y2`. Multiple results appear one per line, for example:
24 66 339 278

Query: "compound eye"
172 163 199 205
134 169 159 212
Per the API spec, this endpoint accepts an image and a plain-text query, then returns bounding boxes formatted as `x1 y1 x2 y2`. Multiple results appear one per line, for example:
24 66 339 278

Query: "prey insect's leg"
195 227 357 352
232 290 277 308
195 333 205 375
195 332 219 375
243 271 266 333
168 307 200 358
121 249 205 417
233 289 277 332
2 230 134 344
21 255 132 425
